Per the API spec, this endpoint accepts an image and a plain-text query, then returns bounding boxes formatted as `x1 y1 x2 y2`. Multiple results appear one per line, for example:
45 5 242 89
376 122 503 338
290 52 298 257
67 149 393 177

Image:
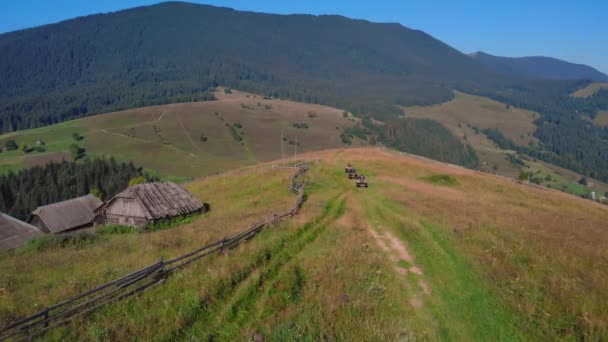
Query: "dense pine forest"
381 119 480 168
0 1 514 130
0 158 150 220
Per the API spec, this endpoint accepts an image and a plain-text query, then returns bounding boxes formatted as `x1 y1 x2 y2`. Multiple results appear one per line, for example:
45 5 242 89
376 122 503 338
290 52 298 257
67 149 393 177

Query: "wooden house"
27 194 103 234
0 212 42 251
97 182 205 229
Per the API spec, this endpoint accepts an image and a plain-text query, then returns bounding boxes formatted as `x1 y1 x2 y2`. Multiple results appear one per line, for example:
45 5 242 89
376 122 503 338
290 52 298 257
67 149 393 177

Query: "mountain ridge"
0 1 513 131
469 51 608 81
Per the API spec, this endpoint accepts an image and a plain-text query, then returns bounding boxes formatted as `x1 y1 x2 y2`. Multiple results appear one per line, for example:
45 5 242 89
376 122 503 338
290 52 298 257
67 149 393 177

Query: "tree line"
0 158 154 220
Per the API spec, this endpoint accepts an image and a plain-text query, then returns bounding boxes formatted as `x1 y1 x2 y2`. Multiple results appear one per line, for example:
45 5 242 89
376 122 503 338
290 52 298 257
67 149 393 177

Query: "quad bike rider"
356 175 368 188
345 163 353 173
348 168 358 179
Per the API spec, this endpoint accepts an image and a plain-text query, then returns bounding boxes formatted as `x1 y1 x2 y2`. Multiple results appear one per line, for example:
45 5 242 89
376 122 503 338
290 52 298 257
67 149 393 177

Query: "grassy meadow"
1 148 607 340
402 91 539 178
0 88 361 178
570 82 608 98
401 91 608 196
594 110 608 127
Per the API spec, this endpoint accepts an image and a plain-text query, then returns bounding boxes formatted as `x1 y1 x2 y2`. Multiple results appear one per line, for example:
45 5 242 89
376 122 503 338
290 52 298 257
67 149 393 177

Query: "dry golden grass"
0 88 361 177
403 91 539 147
1 148 607 340
594 110 608 127
344 148 608 339
571 82 608 98
401 91 543 178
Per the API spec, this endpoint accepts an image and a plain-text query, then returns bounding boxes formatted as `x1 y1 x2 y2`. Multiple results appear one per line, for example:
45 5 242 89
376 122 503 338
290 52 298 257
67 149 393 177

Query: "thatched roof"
28 194 103 233
103 182 203 220
0 212 41 251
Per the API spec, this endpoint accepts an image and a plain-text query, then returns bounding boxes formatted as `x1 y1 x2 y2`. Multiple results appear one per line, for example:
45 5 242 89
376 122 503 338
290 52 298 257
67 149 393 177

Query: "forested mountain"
0 158 150 220
0 1 521 130
470 51 608 82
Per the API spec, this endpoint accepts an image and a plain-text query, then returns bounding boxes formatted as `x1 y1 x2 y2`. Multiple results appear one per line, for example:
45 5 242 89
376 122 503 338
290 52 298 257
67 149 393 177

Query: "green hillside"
0 89 365 178
1 148 607 340
402 91 608 196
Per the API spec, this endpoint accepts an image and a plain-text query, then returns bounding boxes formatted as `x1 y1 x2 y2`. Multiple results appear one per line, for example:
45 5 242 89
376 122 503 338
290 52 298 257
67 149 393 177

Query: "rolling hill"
470 51 608 81
1 148 607 340
402 91 608 196
0 88 366 178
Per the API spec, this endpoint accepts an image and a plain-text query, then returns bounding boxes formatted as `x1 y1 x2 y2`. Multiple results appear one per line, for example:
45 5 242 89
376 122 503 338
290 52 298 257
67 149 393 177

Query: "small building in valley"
97 182 205 229
27 194 103 234
0 212 42 251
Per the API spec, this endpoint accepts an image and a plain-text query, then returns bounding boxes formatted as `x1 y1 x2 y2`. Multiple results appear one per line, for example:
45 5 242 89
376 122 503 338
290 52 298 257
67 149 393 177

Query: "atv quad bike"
356 175 368 188
348 168 358 179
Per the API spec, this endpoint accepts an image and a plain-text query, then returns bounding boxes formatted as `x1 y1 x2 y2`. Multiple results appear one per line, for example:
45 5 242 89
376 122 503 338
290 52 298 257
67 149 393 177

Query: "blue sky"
1 0 606 73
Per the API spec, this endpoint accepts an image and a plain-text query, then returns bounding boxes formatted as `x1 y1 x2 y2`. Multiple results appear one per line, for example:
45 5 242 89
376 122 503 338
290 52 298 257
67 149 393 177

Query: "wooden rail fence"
0 164 309 341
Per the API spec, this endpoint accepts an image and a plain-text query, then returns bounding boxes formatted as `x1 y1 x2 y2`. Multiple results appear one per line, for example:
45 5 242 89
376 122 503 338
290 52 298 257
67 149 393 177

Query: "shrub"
423 174 459 186
22 232 99 252
97 225 139 235
90 188 104 200
128 176 147 186
146 213 200 232
69 143 86 160
5 139 18 151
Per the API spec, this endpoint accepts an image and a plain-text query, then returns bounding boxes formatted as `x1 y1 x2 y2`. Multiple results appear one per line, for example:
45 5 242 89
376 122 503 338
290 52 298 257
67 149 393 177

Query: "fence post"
43 309 49 328
220 237 227 252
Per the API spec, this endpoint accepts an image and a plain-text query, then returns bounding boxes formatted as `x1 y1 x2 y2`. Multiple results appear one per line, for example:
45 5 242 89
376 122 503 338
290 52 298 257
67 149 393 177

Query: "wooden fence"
0 164 309 341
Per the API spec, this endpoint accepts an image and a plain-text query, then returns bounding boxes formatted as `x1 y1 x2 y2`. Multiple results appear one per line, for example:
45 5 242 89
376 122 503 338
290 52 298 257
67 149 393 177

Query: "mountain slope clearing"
1 148 606 340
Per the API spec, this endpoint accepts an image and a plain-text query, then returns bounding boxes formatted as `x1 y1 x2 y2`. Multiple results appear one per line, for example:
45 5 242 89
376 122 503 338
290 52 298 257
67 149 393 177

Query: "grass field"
0 88 362 178
402 91 540 178
594 110 608 127
400 90 608 195
570 82 608 98
1 148 607 340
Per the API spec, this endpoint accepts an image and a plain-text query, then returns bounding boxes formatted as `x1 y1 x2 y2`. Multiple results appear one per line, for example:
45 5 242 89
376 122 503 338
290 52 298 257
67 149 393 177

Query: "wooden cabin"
27 194 103 234
0 212 42 251
97 182 205 229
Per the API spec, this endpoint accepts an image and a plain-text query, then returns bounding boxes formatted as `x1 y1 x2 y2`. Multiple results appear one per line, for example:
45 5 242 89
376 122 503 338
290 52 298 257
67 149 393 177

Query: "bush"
69 143 86 160
423 174 459 186
22 232 99 252
5 139 18 151
90 188 104 200
97 225 139 235
518 171 529 182
146 213 201 232
128 176 147 186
